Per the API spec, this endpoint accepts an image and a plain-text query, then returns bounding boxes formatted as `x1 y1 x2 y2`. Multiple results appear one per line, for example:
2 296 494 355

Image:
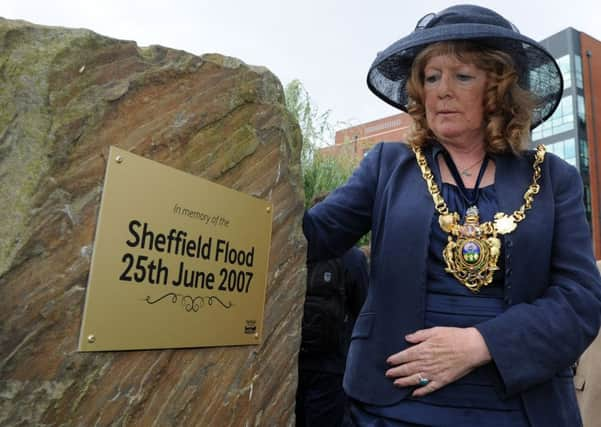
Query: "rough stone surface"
0 18 306 426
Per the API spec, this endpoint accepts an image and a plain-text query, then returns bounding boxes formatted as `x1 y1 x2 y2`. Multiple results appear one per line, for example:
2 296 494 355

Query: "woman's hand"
385 326 492 397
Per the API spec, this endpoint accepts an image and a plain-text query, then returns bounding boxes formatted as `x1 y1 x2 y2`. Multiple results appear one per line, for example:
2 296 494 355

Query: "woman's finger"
412 376 438 397
385 360 422 379
393 372 429 388
386 346 420 366
405 327 436 343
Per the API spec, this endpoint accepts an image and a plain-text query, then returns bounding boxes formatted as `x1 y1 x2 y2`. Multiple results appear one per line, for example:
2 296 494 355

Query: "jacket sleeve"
303 144 382 262
475 161 601 396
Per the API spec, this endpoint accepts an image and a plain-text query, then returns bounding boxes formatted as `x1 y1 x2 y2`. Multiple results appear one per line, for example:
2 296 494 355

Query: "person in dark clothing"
296 194 369 427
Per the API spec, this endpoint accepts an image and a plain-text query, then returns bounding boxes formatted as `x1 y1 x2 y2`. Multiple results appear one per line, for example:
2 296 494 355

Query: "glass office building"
535 28 600 252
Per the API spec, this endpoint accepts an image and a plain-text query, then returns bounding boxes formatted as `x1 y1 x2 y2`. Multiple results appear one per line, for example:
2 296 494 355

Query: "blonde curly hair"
406 41 536 154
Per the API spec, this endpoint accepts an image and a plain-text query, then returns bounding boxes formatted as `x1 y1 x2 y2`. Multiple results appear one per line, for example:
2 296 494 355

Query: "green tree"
284 79 356 207
284 79 331 167
301 151 357 208
284 79 369 247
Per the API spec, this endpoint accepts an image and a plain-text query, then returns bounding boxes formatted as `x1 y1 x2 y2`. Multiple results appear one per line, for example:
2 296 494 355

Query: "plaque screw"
254 333 259 339
115 155 123 164
87 335 96 343
266 206 271 213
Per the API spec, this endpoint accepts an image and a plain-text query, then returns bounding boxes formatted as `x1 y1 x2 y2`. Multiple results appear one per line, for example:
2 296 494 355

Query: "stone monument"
0 17 305 426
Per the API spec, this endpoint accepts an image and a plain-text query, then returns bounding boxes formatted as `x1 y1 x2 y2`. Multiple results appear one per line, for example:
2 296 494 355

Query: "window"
532 96 574 140
575 55 584 89
579 138 589 172
545 137 577 167
556 55 572 90
565 139 576 158
584 185 592 224
578 95 586 122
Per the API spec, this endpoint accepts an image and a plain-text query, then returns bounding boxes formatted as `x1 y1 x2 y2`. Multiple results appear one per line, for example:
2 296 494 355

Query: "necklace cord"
441 151 489 208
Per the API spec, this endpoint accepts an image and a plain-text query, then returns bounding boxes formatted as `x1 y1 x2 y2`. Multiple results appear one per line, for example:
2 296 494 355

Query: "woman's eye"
425 75 438 83
457 74 473 81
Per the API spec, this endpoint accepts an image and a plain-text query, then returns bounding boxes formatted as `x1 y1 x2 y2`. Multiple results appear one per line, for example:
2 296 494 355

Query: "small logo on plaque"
245 320 257 334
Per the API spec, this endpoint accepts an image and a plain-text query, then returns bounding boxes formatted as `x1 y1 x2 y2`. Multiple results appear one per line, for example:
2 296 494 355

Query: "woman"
303 5 601 427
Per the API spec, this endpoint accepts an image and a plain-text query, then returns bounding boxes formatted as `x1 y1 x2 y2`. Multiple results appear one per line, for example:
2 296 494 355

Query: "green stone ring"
418 375 430 387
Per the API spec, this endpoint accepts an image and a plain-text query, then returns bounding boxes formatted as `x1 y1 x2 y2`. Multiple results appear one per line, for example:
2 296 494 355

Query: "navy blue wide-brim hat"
367 4 563 129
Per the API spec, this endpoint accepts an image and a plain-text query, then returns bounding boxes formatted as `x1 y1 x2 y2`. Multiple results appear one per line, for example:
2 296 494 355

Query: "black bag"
300 258 347 354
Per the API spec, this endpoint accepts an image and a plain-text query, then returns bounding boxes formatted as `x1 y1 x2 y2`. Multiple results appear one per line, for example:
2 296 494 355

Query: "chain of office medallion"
412 144 546 231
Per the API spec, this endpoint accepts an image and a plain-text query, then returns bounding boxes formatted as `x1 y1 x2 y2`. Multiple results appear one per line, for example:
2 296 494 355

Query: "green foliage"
284 79 355 206
284 79 333 168
302 151 357 208
284 79 370 247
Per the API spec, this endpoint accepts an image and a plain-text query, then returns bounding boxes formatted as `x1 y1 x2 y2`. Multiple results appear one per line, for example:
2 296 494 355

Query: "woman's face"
423 54 488 147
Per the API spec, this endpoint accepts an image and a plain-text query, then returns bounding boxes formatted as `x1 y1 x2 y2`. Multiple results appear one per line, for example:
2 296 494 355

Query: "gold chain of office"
412 144 546 292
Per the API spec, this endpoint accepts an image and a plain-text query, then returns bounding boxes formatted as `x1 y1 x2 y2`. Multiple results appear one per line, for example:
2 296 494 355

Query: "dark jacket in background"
296 246 369 427
299 247 369 373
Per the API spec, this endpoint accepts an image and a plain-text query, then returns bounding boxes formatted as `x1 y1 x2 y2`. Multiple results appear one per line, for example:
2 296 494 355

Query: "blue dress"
354 178 530 426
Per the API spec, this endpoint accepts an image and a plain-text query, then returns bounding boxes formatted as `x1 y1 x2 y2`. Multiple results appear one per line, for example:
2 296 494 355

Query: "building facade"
536 28 601 256
321 113 412 160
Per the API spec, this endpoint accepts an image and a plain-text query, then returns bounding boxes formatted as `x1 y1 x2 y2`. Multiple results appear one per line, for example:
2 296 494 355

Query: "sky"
3 0 601 139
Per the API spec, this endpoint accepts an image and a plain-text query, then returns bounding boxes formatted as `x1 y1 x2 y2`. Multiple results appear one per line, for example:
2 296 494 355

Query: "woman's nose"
437 74 453 98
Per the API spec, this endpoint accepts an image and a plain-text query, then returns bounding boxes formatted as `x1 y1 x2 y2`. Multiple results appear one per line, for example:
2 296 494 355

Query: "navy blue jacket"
303 142 601 427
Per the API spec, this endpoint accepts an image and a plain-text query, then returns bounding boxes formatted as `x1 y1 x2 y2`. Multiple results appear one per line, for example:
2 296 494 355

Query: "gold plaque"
78 147 273 351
